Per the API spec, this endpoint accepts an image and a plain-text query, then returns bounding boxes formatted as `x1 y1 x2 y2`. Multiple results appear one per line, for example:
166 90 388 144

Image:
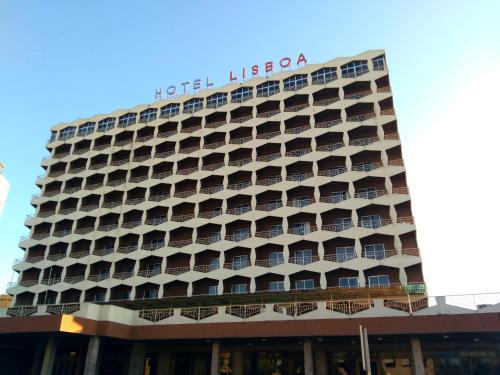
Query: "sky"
0 0 499 297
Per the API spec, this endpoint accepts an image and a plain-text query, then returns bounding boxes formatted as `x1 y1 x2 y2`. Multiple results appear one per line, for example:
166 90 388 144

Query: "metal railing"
230 115 253 123
284 125 310 134
322 223 354 232
284 103 309 112
204 141 225 149
361 249 397 260
346 112 376 122
256 130 281 140
313 97 339 106
319 192 350 204
256 153 281 162
255 201 283 211
256 109 280 118
324 253 357 263
171 213 195 222
229 136 252 144
288 255 320 265
348 136 379 147
344 90 372 100
286 172 313 182
318 167 347 177
168 239 193 248
354 189 387 199
316 142 344 152
228 158 252 167
255 227 284 238
314 119 342 128
154 150 175 158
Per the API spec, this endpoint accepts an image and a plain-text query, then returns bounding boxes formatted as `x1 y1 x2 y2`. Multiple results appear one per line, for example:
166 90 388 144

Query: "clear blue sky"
1 0 499 296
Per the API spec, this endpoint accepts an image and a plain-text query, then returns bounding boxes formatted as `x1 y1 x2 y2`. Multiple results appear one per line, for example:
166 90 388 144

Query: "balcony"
322 222 354 232
88 273 111 282
287 225 317 235
255 226 284 239
324 253 357 263
361 248 397 260
165 266 190 276
288 255 320 265
286 172 313 182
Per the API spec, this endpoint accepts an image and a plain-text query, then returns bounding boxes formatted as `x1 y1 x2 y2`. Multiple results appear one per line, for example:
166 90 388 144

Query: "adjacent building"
1 50 499 375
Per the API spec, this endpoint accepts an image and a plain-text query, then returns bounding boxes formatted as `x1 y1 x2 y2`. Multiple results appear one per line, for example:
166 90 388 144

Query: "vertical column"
157 351 173 375
30 341 45 375
210 341 221 375
410 337 425 375
83 336 100 375
40 336 57 375
314 349 327 375
128 342 146 375
303 339 314 375
232 351 244 375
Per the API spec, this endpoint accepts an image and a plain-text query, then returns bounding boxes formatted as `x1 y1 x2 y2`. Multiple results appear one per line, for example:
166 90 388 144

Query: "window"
269 252 284 266
93 293 105 303
233 228 250 241
293 196 311 207
268 199 282 210
232 255 249 270
143 289 158 299
336 246 356 262
207 93 228 108
139 108 157 123
211 231 221 242
78 122 95 136
49 131 57 142
295 279 314 290
269 225 283 237
269 281 285 291
118 113 137 128
368 275 390 287
147 263 161 276
334 217 353 231
339 277 358 288
361 215 382 229
283 74 308 91
97 118 115 132
122 291 131 300
183 98 203 113
150 238 165 249
364 244 386 259
341 60 369 78
372 55 385 71
330 191 347 203
292 222 310 235
312 67 337 84
235 204 250 215
209 258 220 271
295 249 313 265
256 81 280 97
208 285 218 296
160 103 180 118
231 283 248 294
231 87 253 102
58 127 75 141
357 187 377 199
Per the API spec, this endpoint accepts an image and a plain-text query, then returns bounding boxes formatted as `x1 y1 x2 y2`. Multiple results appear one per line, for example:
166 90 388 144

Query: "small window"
207 93 228 108
233 228 250 241
49 131 57 142
139 108 157 123
269 281 285 291
336 246 356 262
78 122 95 136
341 60 369 78
283 74 308 91
295 279 314 290
334 217 352 231
118 113 137 128
231 283 248 294
208 285 218 295
312 67 337 84
231 87 253 103
97 118 115 132
93 293 105 303
269 252 284 266
58 127 76 141
256 81 280 97
160 103 180 118
339 277 358 288
292 222 310 235
269 224 283 237
330 191 347 203
143 289 158 299
368 275 390 287
209 258 220 271
295 249 313 265
372 55 386 71
183 98 204 114
364 244 385 259
232 255 249 270
361 215 382 229
357 187 377 199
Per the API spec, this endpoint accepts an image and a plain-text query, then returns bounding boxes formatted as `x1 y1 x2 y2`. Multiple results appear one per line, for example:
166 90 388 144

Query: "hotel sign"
155 53 307 100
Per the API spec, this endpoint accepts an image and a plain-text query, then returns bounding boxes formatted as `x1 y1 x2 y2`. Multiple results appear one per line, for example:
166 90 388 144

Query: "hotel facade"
2 50 499 375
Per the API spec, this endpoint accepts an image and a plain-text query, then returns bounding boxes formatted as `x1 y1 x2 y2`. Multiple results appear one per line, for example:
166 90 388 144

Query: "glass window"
292 222 310 235
341 60 369 78
231 87 253 102
339 277 358 288
160 103 180 118
122 291 131 300
295 279 314 290
361 215 382 229
233 228 250 241
207 93 228 108
209 258 220 271
312 67 337 84
293 196 311 207
372 55 385 71
208 285 218 295
118 113 137 127
58 127 75 141
368 275 390 287
143 289 158 299
233 255 249 270
49 131 57 142
139 108 157 122
364 243 386 259
268 199 282 210
78 122 95 136
336 246 356 262
269 225 283 237
330 191 347 203
269 281 285 291
256 81 280 97
283 74 308 91
231 283 248 294
334 217 353 231
295 249 313 265
211 231 221 242
93 293 105 303
269 252 284 266
183 98 204 113
97 118 115 132
357 187 377 199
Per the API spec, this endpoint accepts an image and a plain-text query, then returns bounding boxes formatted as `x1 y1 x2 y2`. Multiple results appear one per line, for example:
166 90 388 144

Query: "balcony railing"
52 229 72 237
198 209 222 219
41 277 62 285
97 223 119 232
199 186 223 194
256 131 281 140
287 225 317 235
319 192 350 204
168 239 192 248
196 235 221 245
121 220 143 229
155 150 175 158
384 133 400 141
227 181 251 190
321 222 354 232
193 263 220 273
177 167 198 175
324 253 357 263
229 136 252 145
47 253 66 261
226 206 251 215
144 217 167 226
149 193 170 202
93 247 114 256
229 158 252 167
171 213 195 222
174 190 197 198
204 141 225 149
64 276 85 284
358 218 392 228
351 162 383 172
151 171 173 179
256 109 280 118
106 179 126 187
137 269 162 278
388 159 404 166
288 255 320 265
344 90 372 100
397 216 415 225
284 103 309 112
26 255 44 263
225 232 251 242
19 279 39 287
255 201 283 211
285 148 312 157
361 249 397 260
112 271 134 280
205 120 226 129
223 261 251 270
69 251 89 259
231 115 253 123
254 258 285 268
80 204 99 212
256 153 281 163
117 245 138 254
402 247 420 256
346 112 376 122
286 172 313 182
348 136 379 147
380 109 395 116
256 176 282 186
316 142 345 152
354 189 387 199
314 119 342 128
287 197 315 208
284 125 310 134
255 227 284 238
165 266 190 276
87 273 110 282
313 97 340 106
142 242 165 251
179 146 200 154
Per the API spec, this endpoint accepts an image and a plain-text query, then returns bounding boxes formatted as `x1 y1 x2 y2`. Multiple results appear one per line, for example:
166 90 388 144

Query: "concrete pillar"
210 341 220 375
30 341 45 375
314 349 327 375
157 351 173 375
303 339 314 375
128 342 146 375
40 336 57 375
232 351 244 375
410 337 425 375
83 336 100 375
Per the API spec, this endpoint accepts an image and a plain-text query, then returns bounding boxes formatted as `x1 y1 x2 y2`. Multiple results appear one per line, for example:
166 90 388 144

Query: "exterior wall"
9 50 424 311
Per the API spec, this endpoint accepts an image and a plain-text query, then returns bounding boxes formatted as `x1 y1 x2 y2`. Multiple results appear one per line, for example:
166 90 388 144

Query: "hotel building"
2 50 499 375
